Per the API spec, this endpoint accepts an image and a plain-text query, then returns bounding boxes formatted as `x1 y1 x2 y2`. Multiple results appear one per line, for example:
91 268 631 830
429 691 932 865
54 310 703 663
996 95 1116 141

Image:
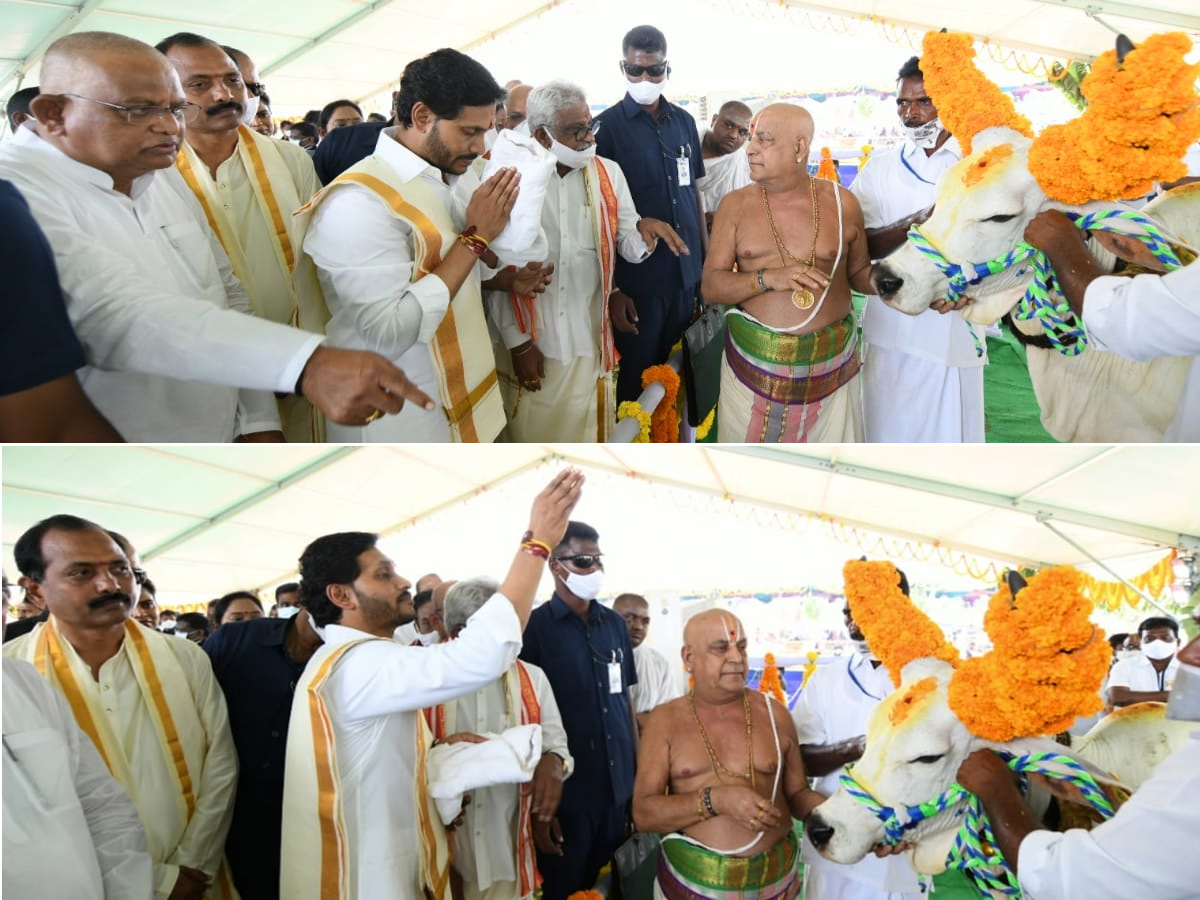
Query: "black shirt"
0 179 86 396
203 616 311 900
312 121 389 184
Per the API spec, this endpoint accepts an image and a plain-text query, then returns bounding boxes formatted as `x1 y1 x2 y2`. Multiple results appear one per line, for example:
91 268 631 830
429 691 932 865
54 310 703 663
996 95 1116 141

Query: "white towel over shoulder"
426 723 543 825
482 130 555 265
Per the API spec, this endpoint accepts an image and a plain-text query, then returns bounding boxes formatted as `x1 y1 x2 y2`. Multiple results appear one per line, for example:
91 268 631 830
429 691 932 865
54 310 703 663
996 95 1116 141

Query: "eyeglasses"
246 81 266 98
621 61 669 78
553 554 604 570
559 120 602 143
61 93 202 125
132 568 148 586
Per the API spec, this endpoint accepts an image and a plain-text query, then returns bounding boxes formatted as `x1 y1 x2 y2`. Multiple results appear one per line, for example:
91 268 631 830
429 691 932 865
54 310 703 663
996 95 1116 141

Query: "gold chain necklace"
761 175 820 310
688 689 755 789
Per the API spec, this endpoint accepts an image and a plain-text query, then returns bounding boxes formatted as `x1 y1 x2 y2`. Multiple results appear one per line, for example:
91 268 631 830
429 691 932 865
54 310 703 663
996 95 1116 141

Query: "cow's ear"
1004 569 1027 599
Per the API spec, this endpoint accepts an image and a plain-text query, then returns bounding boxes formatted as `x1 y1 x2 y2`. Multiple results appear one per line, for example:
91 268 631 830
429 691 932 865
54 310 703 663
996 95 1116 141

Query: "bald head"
505 84 532 130
40 31 174 95
684 608 745 648
754 103 814 144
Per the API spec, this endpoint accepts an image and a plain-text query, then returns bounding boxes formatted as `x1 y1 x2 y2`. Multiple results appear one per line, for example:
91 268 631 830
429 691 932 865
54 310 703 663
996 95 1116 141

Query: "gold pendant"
791 288 815 310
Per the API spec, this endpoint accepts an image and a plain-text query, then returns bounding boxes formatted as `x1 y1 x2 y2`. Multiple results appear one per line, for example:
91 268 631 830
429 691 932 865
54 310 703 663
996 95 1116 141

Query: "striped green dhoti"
655 830 800 900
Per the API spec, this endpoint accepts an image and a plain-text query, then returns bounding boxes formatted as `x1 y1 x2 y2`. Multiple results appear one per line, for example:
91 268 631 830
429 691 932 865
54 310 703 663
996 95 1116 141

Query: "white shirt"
1084 263 1200 441
792 654 923 894
1018 730 1200 900
696 145 751 216
1106 651 1180 695
3 658 154 900
0 127 322 441
629 643 680 715
3 628 239 899
491 159 648 359
851 137 984 367
450 663 573 896
292 593 524 899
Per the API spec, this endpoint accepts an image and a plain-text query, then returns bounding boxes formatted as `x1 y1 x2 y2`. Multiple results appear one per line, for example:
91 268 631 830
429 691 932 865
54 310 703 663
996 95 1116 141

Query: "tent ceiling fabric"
2 445 1197 601
2 0 1197 111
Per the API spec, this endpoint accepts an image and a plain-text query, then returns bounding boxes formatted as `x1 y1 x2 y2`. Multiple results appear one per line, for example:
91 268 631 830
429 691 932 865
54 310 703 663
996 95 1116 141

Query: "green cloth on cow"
984 323 1057 443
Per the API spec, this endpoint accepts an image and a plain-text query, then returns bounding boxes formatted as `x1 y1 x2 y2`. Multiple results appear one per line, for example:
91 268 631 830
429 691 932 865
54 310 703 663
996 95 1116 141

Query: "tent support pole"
1036 516 1174 617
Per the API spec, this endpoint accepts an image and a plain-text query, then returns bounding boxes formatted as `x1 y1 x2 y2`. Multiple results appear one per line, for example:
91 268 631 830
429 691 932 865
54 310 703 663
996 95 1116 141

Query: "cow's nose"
874 265 904 297
807 814 835 850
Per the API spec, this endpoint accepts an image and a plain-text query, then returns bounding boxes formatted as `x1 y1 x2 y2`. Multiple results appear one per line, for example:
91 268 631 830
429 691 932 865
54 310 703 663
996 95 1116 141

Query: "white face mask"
563 568 605 601
1166 660 1200 721
852 639 877 661
1142 638 1178 661
483 128 498 152
627 79 665 106
239 95 258 128
904 118 943 150
417 629 441 646
547 137 596 170
276 605 300 620
1116 649 1137 661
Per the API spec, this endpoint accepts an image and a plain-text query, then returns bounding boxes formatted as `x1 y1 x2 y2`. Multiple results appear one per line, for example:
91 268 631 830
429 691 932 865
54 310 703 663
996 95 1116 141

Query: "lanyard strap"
847 658 885 701
899 146 938 186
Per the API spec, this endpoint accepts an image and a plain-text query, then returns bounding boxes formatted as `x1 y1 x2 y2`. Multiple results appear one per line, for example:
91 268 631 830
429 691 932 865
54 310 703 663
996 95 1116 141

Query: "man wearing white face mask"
595 25 705 404
157 32 327 442
494 80 685 441
850 55 986 444
956 629 1200 900
1107 615 1181 707
518 521 638 900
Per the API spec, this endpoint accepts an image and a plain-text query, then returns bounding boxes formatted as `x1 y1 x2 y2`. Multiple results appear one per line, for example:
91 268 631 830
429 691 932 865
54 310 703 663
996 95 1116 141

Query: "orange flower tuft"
920 32 1033 155
842 560 960 687
641 364 680 443
758 652 787 704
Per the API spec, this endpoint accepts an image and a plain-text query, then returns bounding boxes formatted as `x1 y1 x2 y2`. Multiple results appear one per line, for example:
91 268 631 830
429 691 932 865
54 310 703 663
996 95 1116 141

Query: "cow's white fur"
873 126 1198 442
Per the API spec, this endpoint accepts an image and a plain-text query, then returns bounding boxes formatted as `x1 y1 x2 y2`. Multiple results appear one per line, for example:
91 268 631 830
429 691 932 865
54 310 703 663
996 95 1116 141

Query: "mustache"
205 101 243 117
89 591 131 609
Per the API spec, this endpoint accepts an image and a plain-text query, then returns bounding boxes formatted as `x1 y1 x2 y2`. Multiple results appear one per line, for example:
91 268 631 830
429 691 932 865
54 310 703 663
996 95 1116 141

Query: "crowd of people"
6 21 1193 444
4 468 1198 900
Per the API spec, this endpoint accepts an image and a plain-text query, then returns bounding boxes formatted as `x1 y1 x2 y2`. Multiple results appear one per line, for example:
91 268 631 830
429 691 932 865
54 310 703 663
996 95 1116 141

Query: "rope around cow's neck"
839 750 1115 900
905 210 1184 357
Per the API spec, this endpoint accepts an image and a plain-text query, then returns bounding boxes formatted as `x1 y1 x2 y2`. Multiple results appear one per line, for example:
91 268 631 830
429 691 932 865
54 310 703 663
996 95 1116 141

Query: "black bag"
613 830 661 899
681 304 725 427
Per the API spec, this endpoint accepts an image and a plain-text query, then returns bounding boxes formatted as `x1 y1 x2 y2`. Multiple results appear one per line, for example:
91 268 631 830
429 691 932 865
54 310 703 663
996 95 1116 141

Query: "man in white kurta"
696 101 753 224
792 642 925 898
160 34 326 441
851 58 986 443
614 593 680 726
4 516 239 900
437 578 575 900
3 656 155 900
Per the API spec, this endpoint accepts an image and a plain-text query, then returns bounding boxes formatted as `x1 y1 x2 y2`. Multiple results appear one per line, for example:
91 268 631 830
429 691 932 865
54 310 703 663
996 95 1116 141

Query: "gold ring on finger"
364 409 383 424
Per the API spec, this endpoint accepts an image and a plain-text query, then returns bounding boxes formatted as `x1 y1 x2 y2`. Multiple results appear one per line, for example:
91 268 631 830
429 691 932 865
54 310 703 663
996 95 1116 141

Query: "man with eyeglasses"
518 520 638 900
790 567 925 900
158 32 328 442
697 101 753 231
0 31 435 442
4 514 239 900
595 24 705 404
850 55 984 444
496 80 684 442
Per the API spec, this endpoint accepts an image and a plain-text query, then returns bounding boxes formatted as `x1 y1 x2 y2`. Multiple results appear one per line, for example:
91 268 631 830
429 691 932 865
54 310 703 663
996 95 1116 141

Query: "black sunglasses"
133 567 149 586
553 554 604 570
621 61 669 78
246 81 266 98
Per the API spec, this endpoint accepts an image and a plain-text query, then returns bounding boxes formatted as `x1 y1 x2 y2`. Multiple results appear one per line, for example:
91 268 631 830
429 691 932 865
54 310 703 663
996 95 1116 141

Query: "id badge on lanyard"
608 651 623 694
677 145 692 187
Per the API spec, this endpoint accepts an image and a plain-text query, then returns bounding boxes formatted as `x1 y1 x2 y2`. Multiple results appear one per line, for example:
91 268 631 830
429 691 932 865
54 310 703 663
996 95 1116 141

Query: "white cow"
871 126 1199 442
810 564 1190 884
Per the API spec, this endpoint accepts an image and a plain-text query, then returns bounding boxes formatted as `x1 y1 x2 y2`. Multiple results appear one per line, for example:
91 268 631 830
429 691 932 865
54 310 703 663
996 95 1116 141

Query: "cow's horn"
1005 569 1028 600
1116 34 1135 66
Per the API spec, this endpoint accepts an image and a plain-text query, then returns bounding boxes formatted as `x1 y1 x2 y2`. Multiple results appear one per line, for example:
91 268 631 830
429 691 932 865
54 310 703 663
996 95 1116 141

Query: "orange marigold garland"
920 31 1033 156
816 147 841 184
758 652 786 704
947 567 1112 742
1028 32 1200 203
641 364 680 443
842 560 960 687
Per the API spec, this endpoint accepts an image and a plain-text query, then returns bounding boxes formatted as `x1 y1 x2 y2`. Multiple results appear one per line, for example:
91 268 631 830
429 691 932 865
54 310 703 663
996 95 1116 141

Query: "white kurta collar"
375 127 452 185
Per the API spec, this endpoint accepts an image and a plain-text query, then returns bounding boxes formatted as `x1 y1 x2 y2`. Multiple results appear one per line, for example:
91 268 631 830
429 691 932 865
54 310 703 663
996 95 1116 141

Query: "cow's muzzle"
872 262 904 298
806 812 835 851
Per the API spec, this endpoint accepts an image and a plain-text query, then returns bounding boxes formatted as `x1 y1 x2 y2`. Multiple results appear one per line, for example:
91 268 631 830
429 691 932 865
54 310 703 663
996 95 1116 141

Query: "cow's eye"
984 214 1017 223
912 754 945 764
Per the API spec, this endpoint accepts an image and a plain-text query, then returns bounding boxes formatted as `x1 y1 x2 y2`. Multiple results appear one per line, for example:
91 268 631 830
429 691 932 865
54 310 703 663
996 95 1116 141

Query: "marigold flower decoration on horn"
947 567 1112 743
842 559 960 688
1027 32 1200 204
919 31 1033 156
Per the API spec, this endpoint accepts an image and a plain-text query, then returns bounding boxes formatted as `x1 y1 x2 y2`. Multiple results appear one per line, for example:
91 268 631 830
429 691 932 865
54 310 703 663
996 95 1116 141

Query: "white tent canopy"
2 444 1196 606
3 0 1197 116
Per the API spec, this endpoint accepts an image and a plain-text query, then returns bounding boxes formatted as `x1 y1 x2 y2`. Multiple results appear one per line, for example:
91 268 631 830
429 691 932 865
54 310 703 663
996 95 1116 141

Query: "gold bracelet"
697 788 708 821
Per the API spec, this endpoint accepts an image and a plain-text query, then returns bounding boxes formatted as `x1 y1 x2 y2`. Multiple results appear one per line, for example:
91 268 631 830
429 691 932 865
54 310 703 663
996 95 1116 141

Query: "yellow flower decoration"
617 401 651 442
641 364 681 443
696 407 716 440
947 567 1111 742
842 560 960 687
1028 32 1200 203
920 31 1033 156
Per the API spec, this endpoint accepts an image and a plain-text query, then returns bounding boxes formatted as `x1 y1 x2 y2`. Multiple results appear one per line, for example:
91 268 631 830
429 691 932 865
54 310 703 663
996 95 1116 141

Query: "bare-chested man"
701 103 874 443
633 609 824 900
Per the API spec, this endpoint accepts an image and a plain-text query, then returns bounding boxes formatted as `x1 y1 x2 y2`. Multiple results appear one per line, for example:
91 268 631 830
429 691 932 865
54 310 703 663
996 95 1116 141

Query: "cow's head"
874 127 1048 325
808 562 1112 874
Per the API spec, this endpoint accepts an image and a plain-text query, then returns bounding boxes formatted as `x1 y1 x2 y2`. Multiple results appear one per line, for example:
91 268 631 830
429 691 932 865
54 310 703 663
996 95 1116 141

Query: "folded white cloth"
482 130 554 265
426 723 543 825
